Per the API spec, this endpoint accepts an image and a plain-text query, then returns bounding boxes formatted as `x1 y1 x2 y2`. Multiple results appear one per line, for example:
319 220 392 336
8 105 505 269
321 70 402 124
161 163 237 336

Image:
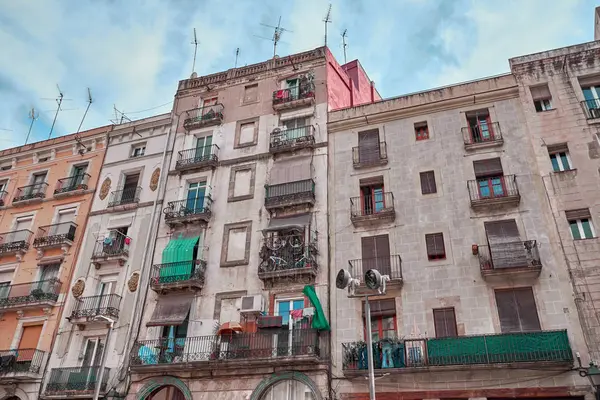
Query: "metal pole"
364 295 376 400
93 319 114 400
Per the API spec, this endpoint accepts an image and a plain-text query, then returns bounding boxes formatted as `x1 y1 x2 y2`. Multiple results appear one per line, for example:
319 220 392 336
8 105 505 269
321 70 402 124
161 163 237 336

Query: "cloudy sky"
0 0 595 148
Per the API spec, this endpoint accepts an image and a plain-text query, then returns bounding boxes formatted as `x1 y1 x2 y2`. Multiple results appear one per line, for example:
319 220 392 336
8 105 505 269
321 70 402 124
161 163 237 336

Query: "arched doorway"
147 386 186 400
260 380 316 400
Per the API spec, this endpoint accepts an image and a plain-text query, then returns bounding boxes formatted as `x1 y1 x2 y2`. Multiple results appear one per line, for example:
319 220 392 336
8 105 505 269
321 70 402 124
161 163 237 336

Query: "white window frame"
13 215 33 231
274 297 304 329
571 218 596 239
10 317 47 350
131 143 146 158
79 336 104 365
0 179 9 192
535 98 553 111
550 151 573 172
586 85 600 99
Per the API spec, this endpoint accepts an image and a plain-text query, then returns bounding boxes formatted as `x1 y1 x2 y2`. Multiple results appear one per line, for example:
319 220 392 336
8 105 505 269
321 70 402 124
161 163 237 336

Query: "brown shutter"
565 209 591 221
426 233 445 259
546 143 569 154
362 235 390 274
515 287 541 331
358 129 380 163
530 84 551 101
495 289 520 333
420 171 437 195
433 308 457 338
495 288 540 333
485 220 526 268
363 298 396 318
473 158 503 178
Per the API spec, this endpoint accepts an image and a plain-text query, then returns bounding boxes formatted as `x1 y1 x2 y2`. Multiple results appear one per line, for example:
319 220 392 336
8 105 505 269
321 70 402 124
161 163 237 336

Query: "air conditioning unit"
240 294 264 315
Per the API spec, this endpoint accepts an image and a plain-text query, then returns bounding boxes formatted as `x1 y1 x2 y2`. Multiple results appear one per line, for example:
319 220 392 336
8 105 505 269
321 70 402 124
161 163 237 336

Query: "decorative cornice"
89 200 161 216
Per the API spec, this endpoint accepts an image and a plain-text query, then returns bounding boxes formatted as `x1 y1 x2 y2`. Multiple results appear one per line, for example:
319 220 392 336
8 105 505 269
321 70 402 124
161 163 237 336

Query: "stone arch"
137 376 192 400
0 386 31 400
250 371 323 400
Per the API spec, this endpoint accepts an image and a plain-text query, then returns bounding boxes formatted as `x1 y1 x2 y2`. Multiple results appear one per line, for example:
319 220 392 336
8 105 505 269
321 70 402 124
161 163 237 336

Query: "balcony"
0 190 8 207
131 329 328 372
581 99 600 120
0 230 32 259
69 294 121 324
13 183 48 206
0 348 45 380
348 255 403 290
350 192 395 226
33 222 77 256
0 279 61 311
478 240 542 282
53 174 90 198
175 145 219 173
108 186 141 208
467 175 520 209
183 104 224 130
258 234 318 287
342 330 572 375
150 260 207 293
264 179 315 211
44 366 110 397
272 84 315 111
462 122 503 150
163 197 212 226
352 142 388 169
269 126 315 154
90 231 130 267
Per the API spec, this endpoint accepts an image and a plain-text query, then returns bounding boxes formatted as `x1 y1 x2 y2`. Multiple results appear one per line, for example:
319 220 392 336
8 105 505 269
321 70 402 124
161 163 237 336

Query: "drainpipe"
370 81 375 103
119 105 182 386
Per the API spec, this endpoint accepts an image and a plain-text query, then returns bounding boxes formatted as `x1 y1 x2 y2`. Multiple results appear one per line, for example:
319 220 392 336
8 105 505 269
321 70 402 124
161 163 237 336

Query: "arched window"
147 385 186 400
260 379 316 400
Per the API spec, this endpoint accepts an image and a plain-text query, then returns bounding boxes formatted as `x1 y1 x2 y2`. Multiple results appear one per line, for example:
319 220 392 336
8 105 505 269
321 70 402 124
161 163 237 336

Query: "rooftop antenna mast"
234 47 240 68
191 28 199 75
342 29 348 64
76 88 93 134
259 16 292 58
323 4 332 47
110 105 131 125
48 84 69 139
25 108 38 145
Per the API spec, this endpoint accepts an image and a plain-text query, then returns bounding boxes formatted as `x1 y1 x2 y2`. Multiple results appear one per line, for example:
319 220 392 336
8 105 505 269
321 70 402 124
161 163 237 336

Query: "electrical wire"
120 101 173 115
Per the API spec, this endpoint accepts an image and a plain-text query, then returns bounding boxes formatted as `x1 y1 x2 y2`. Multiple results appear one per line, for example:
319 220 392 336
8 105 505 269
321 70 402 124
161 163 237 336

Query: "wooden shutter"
18 325 43 349
361 235 391 275
495 288 540 333
473 158 503 178
363 298 396 318
425 233 445 259
484 220 526 268
530 84 551 101
433 308 457 338
358 129 380 164
420 171 437 194
565 209 591 221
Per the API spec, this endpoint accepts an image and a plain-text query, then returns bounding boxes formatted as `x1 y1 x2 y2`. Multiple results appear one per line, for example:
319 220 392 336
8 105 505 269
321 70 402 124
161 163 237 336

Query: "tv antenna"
323 4 332 47
76 88 93 134
258 16 292 57
110 105 131 125
25 107 39 145
191 28 199 75
46 84 71 139
341 29 348 64
234 47 240 68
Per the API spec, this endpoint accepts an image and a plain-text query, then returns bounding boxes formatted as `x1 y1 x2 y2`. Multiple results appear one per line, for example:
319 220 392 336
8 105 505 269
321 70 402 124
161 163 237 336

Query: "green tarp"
303 285 330 331
160 235 199 283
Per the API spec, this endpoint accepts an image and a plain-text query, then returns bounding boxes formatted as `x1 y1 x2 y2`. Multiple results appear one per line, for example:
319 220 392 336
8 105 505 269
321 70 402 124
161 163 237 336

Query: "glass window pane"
292 300 304 310
560 153 570 170
581 219 594 238
550 155 560 172
382 316 395 331
570 221 582 240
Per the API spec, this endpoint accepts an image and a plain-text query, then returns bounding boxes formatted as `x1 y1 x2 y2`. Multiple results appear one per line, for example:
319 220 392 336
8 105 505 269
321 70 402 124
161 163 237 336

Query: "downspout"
36 125 113 399
119 104 182 387
370 81 375 103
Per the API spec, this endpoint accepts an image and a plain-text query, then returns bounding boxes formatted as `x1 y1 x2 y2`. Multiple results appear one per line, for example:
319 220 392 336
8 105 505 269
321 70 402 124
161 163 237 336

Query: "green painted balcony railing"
342 330 572 371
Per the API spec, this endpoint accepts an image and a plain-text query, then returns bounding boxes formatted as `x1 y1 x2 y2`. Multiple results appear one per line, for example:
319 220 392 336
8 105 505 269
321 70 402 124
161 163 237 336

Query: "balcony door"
71 164 88 188
35 263 60 292
95 280 116 312
186 181 206 214
484 220 527 269
286 78 299 99
275 298 305 357
361 235 391 277
473 158 505 199
357 129 380 164
77 337 104 390
195 135 212 161
30 172 47 195
466 110 494 143
120 173 139 204
53 208 76 237
360 184 385 215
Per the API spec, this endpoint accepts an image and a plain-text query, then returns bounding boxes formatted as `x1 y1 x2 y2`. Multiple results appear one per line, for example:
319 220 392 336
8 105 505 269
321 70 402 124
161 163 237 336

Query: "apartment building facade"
328 72 593 399
42 114 173 399
127 47 377 400
0 127 108 400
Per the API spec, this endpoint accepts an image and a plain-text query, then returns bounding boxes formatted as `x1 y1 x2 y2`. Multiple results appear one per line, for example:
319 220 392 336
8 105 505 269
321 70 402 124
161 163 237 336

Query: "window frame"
364 314 397 342
569 218 596 240
549 151 573 172
419 170 437 195
433 307 458 338
425 233 446 261
131 143 146 158
534 98 553 112
359 183 386 214
414 122 429 141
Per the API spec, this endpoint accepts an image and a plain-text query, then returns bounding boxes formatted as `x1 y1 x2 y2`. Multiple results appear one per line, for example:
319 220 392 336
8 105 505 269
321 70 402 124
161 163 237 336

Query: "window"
356 129 382 165
547 143 572 172
360 177 385 215
419 171 436 195
38 157 49 163
473 158 505 198
484 219 527 268
465 109 495 143
0 165 11 171
202 96 218 107
0 180 7 193
80 337 104 367
276 298 305 328
14 215 33 232
361 235 391 276
186 181 207 213
0 269 13 298
582 84 600 115
283 117 307 130
495 288 541 333
363 299 396 341
425 233 446 260
195 135 213 160
415 122 429 141
131 143 146 158
31 172 47 185
243 84 258 103
566 209 595 239
433 308 458 338
530 84 553 112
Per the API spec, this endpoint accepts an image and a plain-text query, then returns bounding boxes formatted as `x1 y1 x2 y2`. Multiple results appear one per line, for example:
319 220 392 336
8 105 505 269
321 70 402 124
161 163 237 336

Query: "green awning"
161 235 199 263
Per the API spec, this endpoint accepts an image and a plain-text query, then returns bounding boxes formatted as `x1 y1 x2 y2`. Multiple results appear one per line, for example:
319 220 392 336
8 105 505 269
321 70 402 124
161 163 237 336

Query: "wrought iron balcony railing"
348 255 403 282
13 182 48 203
70 294 121 320
269 126 315 152
462 122 502 146
0 348 45 374
54 174 91 195
352 142 388 167
581 99 600 119
478 240 541 271
108 186 141 207
131 329 328 367
467 175 520 207
0 279 61 309
0 229 33 254
0 190 8 207
33 222 77 248
258 234 318 278
150 260 207 290
163 197 213 223
264 179 315 209
342 330 572 371
350 192 395 219
272 84 315 106
45 366 110 395
175 145 219 170
91 231 130 260
183 104 224 129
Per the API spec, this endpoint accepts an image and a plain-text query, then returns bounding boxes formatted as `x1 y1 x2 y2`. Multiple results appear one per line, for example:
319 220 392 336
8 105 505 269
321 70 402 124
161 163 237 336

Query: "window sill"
552 168 577 174
241 100 260 107
233 142 257 149
573 237 599 242
535 108 556 113
587 118 600 125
